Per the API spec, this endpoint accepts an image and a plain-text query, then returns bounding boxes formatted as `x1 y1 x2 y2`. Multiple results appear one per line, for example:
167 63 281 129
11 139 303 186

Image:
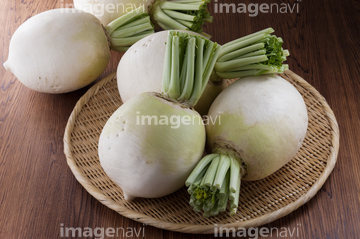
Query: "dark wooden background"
1 0 359 238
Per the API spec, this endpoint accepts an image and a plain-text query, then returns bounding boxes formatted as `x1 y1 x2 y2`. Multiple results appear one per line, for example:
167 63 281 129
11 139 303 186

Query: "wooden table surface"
1 0 359 238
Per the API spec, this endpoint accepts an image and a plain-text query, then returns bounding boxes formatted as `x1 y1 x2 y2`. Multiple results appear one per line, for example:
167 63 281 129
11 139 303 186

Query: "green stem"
186 154 218 186
178 40 196 100
229 157 240 193
212 154 231 190
213 28 290 80
161 31 221 107
217 43 265 63
201 42 219 92
177 19 193 28
163 9 196 22
161 32 173 95
114 15 150 30
218 171 230 212
202 41 214 69
185 153 242 217
232 64 278 72
235 49 267 59
219 34 269 60
219 28 274 57
110 19 153 38
188 37 205 105
152 6 188 31
110 30 154 51
215 55 269 72
105 7 154 52
151 0 212 33
203 155 220 187
167 36 182 98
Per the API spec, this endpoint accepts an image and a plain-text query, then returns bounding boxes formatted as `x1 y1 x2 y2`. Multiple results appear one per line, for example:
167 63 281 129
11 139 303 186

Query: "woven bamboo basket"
63 70 339 234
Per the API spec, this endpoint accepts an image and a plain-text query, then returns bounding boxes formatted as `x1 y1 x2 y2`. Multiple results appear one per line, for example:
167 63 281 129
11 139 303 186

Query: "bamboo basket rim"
63 70 339 234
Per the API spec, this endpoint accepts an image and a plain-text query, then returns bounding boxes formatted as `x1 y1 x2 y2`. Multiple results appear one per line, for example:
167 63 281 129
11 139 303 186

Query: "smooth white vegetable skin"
3 9 110 93
207 75 308 181
74 0 154 26
117 31 168 103
98 92 205 200
117 30 218 114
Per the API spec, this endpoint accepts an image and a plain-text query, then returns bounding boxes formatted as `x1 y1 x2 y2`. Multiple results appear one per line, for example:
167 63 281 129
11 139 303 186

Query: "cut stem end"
214 28 290 80
186 153 242 217
161 31 221 107
152 0 212 34
106 7 155 52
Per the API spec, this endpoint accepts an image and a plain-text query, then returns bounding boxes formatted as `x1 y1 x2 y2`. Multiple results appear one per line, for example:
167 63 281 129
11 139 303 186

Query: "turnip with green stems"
117 28 289 115
98 31 221 200
73 0 213 33
185 74 308 217
3 7 154 93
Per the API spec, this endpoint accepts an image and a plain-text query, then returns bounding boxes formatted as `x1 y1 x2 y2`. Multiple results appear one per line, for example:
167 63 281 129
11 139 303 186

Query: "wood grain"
0 0 359 238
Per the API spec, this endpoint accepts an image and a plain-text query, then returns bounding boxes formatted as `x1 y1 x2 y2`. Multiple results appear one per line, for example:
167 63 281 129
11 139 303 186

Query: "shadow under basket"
63 70 340 234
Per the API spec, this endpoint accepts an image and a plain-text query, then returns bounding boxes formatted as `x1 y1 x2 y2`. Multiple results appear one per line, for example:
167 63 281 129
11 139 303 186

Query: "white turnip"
3 8 154 93
117 28 289 115
98 31 221 200
186 74 308 216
